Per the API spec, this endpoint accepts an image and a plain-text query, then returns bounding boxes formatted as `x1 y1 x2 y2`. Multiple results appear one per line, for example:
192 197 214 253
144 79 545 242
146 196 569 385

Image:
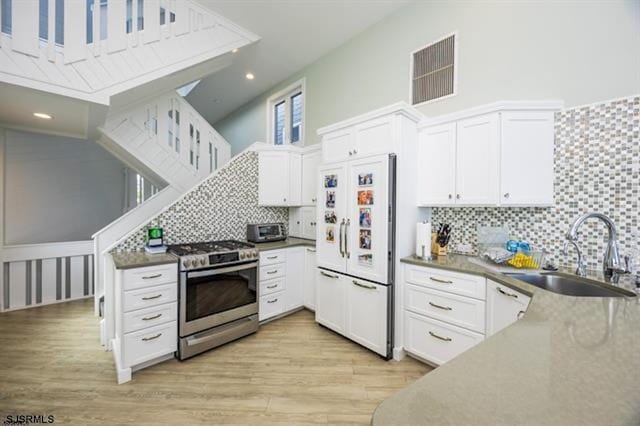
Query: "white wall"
214 0 640 154
3 129 126 245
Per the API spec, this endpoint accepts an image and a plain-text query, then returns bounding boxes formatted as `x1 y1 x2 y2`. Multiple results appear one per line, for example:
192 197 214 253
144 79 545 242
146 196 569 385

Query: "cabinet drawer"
123 263 178 291
123 302 177 334
123 283 177 313
405 311 484 366
259 291 284 321
260 277 286 296
260 264 285 281
123 321 177 368
404 265 486 300
259 250 287 266
405 284 485 333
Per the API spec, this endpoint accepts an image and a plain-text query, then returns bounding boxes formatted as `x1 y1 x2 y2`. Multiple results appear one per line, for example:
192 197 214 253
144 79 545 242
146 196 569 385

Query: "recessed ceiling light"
33 112 53 120
245 73 255 80
232 48 239 53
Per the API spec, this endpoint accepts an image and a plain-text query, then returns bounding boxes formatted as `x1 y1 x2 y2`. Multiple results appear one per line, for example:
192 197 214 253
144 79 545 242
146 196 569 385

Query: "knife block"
431 233 448 257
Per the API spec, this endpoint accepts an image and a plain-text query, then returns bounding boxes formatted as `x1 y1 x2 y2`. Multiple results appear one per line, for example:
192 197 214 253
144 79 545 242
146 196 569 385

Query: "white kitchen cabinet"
288 153 302 206
486 279 531 337
500 111 555 206
285 247 304 311
455 113 500 206
322 128 354 163
354 116 394 158
288 207 317 240
346 277 388 356
315 269 346 334
301 150 321 206
417 123 457 205
288 208 301 237
303 247 317 310
258 151 301 206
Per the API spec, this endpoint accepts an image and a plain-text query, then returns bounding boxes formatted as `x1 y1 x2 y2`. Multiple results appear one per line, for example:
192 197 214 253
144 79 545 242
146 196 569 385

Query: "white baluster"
47 0 56 61
108 0 127 53
12 0 39 57
64 0 87 64
143 0 160 44
173 0 188 36
92 0 101 55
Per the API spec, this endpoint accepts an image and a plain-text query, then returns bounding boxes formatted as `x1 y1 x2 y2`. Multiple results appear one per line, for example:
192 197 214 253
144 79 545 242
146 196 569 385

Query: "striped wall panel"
1 254 94 312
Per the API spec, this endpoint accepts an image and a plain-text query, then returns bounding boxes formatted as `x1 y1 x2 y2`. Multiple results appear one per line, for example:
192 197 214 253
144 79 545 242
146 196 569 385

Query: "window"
266 79 305 146
1 0 12 35
411 33 456 105
36 0 65 44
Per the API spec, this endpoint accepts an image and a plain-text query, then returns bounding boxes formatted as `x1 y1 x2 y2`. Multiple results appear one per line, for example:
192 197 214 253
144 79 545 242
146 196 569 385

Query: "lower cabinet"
486 279 531 337
285 247 304 311
315 268 389 357
303 247 317 310
289 206 317 240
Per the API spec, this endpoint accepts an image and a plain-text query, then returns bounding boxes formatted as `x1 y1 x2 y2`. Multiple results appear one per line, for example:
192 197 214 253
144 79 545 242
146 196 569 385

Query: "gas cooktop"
168 240 258 271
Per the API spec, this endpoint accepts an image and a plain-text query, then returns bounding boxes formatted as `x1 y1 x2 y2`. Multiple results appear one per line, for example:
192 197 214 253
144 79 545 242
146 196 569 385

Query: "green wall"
215 0 640 155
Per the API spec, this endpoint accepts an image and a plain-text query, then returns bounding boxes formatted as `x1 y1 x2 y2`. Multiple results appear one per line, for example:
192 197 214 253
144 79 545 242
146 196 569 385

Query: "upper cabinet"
301 150 321 206
258 151 291 206
417 102 560 207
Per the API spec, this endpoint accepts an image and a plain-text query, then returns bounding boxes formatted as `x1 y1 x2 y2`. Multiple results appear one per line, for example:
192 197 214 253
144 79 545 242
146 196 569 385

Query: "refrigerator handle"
346 219 351 259
339 219 346 258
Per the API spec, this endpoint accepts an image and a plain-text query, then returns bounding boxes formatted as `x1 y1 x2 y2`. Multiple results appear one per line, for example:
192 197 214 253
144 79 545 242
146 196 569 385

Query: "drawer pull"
320 271 339 279
142 294 162 301
429 331 452 342
429 277 453 284
307 248 316 253
142 313 162 321
429 301 452 311
267 298 278 304
266 270 278 275
352 280 376 290
266 284 278 289
142 333 162 341
497 287 518 298
267 256 278 260
517 310 526 319
142 274 162 280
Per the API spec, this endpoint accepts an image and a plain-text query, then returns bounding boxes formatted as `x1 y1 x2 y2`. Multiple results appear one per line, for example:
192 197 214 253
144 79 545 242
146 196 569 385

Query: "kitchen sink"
503 272 637 298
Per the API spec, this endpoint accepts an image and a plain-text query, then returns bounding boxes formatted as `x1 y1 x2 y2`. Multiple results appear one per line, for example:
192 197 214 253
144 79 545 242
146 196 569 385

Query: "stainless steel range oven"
170 240 260 360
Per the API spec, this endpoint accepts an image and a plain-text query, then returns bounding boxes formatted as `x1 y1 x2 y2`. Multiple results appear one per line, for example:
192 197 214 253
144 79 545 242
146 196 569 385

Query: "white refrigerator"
315 153 395 358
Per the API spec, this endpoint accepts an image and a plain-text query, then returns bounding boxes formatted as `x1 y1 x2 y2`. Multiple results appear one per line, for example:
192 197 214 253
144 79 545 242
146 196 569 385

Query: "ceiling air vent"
411 33 456 105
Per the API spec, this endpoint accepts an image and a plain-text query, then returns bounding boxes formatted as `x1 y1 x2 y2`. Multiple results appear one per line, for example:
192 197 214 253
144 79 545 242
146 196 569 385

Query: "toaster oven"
246 223 286 243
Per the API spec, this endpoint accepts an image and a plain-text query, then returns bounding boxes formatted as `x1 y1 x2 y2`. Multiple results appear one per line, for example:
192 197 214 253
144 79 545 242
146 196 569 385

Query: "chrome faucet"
562 239 586 277
564 212 630 280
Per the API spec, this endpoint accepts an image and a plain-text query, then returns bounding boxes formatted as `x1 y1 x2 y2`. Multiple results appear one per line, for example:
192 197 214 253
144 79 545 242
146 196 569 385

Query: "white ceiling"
187 0 410 124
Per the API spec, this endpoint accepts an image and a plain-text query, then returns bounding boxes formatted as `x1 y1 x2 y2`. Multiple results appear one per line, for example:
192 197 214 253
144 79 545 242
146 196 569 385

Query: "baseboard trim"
393 347 406 361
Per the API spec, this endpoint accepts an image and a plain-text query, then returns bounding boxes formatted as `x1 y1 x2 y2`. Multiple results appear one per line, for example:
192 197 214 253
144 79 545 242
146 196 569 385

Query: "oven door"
180 261 258 337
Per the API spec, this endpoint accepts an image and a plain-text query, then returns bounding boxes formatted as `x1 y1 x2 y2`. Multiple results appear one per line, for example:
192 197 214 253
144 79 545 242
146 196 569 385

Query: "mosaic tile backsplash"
115 151 288 251
431 96 639 271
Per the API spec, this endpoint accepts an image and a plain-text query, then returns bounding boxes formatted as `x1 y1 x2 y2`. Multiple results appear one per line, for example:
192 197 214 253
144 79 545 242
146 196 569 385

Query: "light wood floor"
0 299 432 425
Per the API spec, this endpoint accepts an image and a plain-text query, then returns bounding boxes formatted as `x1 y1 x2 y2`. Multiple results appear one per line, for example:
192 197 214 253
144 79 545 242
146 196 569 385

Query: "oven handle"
186 261 259 278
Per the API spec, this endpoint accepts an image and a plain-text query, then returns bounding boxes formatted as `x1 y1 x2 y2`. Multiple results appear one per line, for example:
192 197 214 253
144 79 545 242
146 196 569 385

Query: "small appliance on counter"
416 222 432 259
246 223 286 243
144 227 168 254
432 223 452 257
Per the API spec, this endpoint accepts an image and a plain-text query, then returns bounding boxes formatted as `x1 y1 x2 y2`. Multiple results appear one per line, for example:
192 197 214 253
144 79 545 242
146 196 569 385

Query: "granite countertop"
373 254 640 425
111 251 178 270
252 237 316 252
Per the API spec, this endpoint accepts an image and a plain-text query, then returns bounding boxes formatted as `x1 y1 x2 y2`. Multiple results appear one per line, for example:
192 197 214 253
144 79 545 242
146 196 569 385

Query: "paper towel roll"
416 222 432 259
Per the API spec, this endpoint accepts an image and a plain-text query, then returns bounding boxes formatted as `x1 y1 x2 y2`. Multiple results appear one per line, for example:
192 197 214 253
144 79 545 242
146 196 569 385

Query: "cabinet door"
322 128 355 163
346 154 390 284
315 269 345 333
303 247 317 310
455 114 499 206
486 280 531 337
316 162 348 274
284 247 304 311
301 150 321 206
346 277 389 356
417 123 457 206
300 207 317 240
500 111 555 206
288 153 302 206
288 208 302 238
258 151 289 206
354 116 394 157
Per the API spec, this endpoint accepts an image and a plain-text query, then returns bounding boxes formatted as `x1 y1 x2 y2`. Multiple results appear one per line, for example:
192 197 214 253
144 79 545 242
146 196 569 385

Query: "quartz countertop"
111 251 178 270
252 237 315 252
373 254 640 425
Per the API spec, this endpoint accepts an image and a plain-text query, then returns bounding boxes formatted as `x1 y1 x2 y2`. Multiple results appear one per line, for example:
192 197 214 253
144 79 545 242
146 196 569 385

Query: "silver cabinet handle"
429 301 452 311
267 284 278 289
429 331 452 342
497 287 518 298
345 218 351 259
352 280 376 290
429 277 453 284
266 270 278 275
504 193 510 198
353 149 357 154
456 194 461 200
348 150 353 156
267 256 278 260
142 294 162 300
142 313 162 321
142 274 162 280
267 298 278 304
320 271 339 279
339 219 346 258
306 248 316 253
142 333 162 341
448 194 452 199
517 310 526 319
311 198 317 202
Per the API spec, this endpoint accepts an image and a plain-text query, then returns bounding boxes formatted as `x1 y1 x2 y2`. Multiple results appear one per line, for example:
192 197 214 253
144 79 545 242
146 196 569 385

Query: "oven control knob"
253 251 259 258
183 259 191 268
240 252 246 260
200 258 206 266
